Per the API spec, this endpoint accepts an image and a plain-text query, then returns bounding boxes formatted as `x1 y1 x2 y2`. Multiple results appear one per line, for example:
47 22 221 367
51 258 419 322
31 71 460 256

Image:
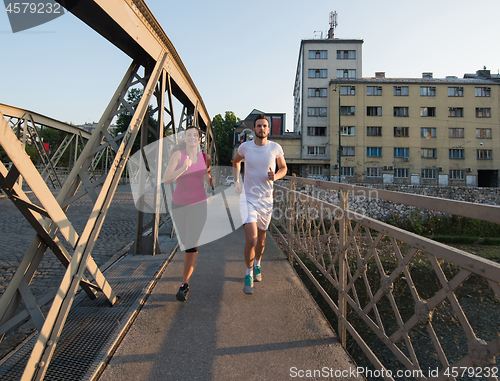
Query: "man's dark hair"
254 113 269 127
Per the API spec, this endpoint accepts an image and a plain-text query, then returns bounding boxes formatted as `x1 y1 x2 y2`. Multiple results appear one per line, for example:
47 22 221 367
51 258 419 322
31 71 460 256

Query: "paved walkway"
1 185 363 380
99 227 363 381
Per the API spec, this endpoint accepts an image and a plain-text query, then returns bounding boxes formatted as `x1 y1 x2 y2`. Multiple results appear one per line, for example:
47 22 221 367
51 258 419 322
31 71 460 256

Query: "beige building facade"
293 37 363 179
331 71 499 186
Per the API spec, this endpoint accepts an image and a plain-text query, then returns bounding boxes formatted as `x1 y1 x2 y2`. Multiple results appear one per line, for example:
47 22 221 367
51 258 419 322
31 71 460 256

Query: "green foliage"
0 145 9 164
25 144 38 164
115 88 158 155
212 111 239 166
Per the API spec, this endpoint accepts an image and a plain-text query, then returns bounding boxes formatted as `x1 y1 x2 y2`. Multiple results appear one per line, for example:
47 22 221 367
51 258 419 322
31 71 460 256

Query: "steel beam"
1 1 217 378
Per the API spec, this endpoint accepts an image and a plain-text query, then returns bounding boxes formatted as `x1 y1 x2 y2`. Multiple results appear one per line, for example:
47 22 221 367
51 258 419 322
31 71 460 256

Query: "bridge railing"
272 176 500 381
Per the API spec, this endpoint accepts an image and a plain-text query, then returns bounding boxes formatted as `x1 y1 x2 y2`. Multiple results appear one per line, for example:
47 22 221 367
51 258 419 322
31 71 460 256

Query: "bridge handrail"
281 175 500 224
272 177 500 380
0 103 92 139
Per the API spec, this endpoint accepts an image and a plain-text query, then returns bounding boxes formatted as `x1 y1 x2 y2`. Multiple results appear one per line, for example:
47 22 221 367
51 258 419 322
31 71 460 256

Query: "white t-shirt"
238 140 284 208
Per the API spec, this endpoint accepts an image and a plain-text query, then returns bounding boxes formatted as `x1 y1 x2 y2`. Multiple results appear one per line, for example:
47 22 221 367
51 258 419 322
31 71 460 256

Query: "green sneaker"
254 265 262 282
176 283 189 302
243 275 254 294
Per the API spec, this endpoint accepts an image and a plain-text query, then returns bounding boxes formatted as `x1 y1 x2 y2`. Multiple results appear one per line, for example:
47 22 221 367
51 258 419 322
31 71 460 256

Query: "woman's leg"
182 251 198 284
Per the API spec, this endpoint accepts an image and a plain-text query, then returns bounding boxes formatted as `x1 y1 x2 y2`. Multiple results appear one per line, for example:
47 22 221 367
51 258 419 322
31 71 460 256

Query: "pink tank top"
172 150 207 206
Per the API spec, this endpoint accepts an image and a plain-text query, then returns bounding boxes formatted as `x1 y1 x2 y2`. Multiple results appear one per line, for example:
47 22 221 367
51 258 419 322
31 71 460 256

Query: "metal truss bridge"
0 1 216 379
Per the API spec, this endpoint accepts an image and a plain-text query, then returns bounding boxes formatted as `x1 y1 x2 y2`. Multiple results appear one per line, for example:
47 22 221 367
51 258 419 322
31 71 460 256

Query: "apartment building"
293 35 363 179
331 70 500 187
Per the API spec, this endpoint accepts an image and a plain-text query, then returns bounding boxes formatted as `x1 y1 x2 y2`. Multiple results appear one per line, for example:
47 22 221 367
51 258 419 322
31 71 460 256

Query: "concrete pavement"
1 184 363 380
99 226 363 381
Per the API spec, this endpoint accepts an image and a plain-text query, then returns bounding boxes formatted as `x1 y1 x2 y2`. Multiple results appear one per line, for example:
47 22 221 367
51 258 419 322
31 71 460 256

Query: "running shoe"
243 275 254 294
254 265 262 282
176 283 189 302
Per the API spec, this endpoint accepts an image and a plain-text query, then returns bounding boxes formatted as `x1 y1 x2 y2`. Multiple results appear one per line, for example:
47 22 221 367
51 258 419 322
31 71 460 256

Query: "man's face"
254 119 269 138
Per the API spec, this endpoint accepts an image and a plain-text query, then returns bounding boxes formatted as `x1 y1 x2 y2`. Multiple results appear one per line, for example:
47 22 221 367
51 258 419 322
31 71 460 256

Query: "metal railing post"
288 178 295 263
338 188 348 347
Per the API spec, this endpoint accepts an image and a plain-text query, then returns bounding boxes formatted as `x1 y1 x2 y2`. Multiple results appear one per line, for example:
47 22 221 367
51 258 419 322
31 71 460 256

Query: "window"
337 50 356 59
421 127 436 138
448 87 464 97
337 69 356 78
308 88 327 97
341 126 355 136
394 107 409 117
420 107 436 117
367 167 382 177
422 169 437 179
450 170 464 180
420 87 436 96
340 167 355 176
308 107 327 117
393 86 409 96
475 87 491 97
394 148 409 157
341 146 355 156
367 147 382 157
421 148 437 158
340 106 355 116
309 50 327 59
367 126 382 136
477 149 492 160
307 126 326 136
340 86 355 95
448 107 463 117
308 146 326 155
394 127 409 137
449 149 465 159
367 106 382 116
449 128 464 138
308 69 327 78
476 108 491 118
367 86 382 96
394 168 409 178
476 128 492 139
308 166 322 175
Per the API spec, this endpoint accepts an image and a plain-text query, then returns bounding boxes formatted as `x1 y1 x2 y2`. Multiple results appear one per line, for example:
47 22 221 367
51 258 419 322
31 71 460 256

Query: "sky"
1 0 499 131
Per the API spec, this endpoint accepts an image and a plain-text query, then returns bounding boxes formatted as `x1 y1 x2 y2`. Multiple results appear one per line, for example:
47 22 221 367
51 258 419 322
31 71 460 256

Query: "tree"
115 88 158 155
212 111 239 166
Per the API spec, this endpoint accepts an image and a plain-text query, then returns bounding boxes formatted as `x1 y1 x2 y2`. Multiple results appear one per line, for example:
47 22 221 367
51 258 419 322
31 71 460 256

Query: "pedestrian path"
98 226 363 381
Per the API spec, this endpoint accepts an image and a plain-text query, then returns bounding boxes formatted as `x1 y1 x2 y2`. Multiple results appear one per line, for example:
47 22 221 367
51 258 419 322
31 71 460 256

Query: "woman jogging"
163 125 213 302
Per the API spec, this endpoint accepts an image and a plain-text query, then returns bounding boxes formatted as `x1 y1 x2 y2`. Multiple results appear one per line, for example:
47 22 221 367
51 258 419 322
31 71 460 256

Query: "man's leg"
254 228 266 263
253 228 266 282
243 222 258 268
243 222 258 294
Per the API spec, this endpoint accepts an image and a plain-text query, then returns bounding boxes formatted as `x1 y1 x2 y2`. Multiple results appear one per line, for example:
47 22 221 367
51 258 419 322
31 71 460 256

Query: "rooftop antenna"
328 11 338 39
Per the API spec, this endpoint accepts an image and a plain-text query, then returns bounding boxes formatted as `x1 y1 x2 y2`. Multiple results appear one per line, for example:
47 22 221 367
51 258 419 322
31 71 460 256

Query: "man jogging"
233 113 287 294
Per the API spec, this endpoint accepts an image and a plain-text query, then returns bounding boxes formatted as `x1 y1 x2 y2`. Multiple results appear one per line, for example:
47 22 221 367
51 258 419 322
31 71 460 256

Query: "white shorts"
239 198 273 231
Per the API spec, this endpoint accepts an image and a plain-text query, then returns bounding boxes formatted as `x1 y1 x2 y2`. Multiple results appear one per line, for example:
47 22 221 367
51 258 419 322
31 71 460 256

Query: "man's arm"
232 152 244 194
268 155 287 181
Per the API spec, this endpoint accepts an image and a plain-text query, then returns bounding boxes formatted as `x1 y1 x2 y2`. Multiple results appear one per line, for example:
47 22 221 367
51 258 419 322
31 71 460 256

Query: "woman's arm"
163 151 190 184
203 154 213 187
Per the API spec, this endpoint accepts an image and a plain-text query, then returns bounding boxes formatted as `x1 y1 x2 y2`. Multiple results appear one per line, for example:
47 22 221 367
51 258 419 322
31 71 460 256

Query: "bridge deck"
0 188 362 380
99 227 362 381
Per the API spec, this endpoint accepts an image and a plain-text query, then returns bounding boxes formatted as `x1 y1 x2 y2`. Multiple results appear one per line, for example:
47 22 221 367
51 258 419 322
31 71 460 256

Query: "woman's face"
185 128 200 147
